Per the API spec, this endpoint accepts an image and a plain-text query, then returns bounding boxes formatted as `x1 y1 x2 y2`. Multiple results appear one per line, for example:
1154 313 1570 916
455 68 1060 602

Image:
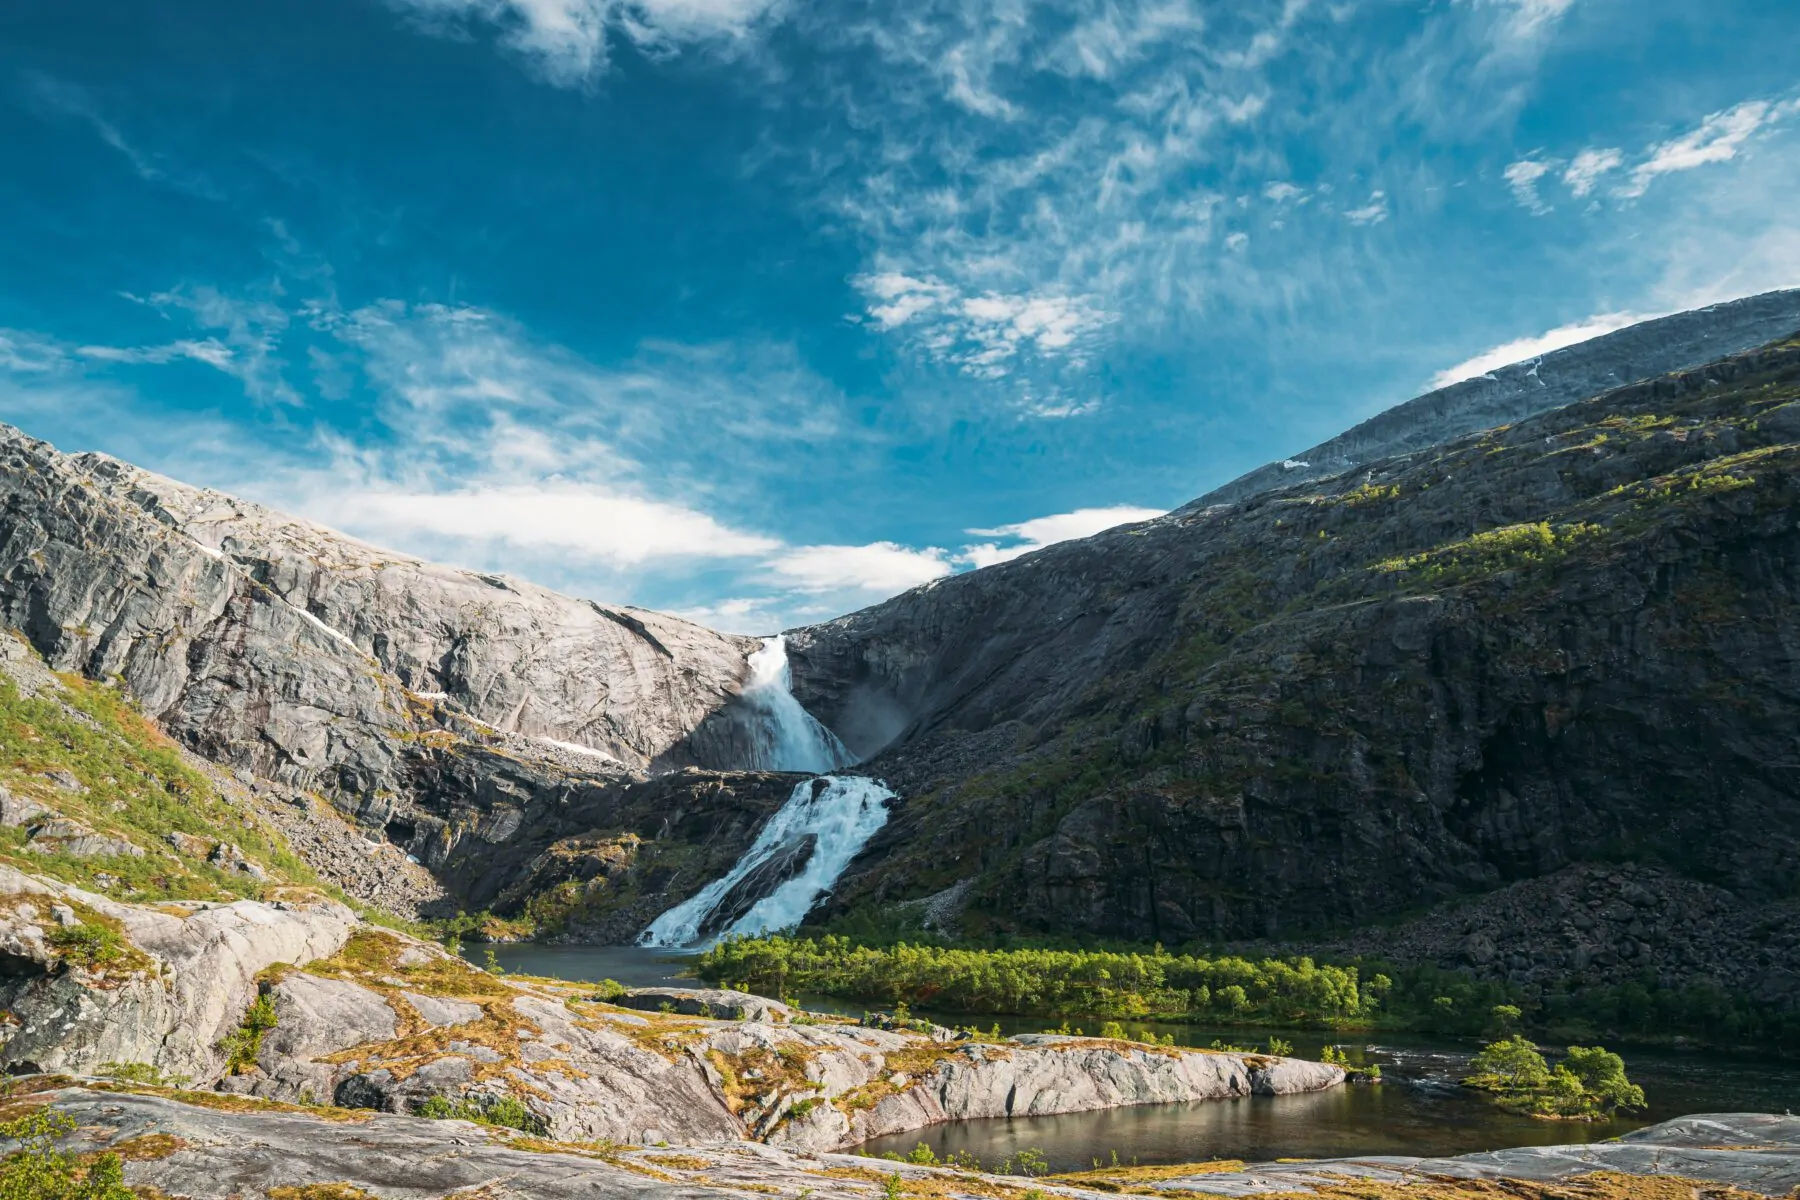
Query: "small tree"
1562 1046 1646 1114
1467 1035 1550 1091
0 1110 133 1200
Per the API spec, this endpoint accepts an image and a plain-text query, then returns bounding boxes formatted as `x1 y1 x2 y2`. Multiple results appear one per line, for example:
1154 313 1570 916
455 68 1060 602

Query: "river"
470 943 1800 1173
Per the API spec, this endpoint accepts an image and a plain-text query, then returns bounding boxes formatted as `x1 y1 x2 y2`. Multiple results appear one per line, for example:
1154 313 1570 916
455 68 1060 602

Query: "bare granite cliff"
69 453 756 771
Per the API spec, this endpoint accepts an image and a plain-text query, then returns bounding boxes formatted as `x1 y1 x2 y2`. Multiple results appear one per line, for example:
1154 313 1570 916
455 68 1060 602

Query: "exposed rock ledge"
7 1090 1798 1199
0 868 1338 1152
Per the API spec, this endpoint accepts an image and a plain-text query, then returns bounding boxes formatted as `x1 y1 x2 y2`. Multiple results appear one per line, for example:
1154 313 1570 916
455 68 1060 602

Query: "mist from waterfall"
639 775 893 947
738 635 855 774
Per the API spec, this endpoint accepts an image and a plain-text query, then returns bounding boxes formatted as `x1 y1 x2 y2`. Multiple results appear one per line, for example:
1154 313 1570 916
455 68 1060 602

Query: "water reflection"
462 943 1800 1172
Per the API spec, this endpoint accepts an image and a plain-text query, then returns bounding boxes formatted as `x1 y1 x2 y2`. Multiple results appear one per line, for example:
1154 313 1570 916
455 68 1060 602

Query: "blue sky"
1 0 1797 632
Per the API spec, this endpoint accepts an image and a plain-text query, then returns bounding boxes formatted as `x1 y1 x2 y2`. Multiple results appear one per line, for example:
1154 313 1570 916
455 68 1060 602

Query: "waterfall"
737 635 854 774
638 775 893 947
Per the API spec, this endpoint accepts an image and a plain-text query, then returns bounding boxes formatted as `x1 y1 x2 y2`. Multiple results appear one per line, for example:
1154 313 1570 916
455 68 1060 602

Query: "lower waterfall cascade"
638 774 894 947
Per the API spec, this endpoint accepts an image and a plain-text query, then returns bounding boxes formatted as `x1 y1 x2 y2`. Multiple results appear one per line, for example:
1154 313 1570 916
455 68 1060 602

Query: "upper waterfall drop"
738 635 855 774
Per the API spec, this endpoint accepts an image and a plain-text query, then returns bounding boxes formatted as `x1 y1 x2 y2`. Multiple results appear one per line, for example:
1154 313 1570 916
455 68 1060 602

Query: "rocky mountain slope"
3 297 1799 968
0 426 794 918
1194 287 1800 508
59 451 755 773
787 331 1800 954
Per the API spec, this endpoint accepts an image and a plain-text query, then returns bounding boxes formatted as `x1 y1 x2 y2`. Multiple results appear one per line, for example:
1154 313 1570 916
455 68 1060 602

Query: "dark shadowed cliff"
786 331 1800 945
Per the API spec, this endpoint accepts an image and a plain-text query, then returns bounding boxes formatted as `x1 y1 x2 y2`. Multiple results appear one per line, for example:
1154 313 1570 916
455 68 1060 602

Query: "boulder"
614 987 791 1023
25 818 145 859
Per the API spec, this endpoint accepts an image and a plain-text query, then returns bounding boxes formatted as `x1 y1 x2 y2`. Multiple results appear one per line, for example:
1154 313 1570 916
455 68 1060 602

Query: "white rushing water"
639 636 888 947
738 635 855 774
638 774 893 947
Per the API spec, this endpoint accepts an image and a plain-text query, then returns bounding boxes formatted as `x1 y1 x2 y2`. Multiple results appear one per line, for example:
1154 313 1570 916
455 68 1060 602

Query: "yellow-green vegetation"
1340 482 1400 507
298 930 555 1092
1462 1035 1645 1120
836 1043 978 1113
0 1108 131 1200
822 1163 1050 1200
705 1042 823 1117
1048 1157 1245 1187
1377 520 1605 585
14 899 156 984
265 1186 381 1200
86 1135 185 1164
414 1093 544 1134
301 931 510 1000
698 936 1388 1027
0 663 307 900
221 993 279 1074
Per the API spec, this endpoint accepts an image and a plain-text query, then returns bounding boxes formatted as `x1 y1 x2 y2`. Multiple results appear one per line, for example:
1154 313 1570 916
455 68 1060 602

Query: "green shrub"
221 993 279 1074
415 1093 544 1135
0 1109 132 1200
46 925 126 969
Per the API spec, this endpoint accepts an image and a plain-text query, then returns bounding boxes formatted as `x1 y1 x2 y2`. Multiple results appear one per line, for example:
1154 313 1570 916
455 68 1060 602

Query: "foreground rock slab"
7 1089 1797 1200
1142 1113 1800 1197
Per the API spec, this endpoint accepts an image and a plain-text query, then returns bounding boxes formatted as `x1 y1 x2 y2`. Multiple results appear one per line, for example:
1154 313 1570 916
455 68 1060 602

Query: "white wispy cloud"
960 505 1164 568
23 75 223 200
1503 158 1555 214
1342 190 1389 226
386 0 781 85
1619 99 1792 198
766 542 955 594
853 274 1113 383
303 483 779 566
1428 310 1648 389
1561 146 1622 197
1492 0 1576 40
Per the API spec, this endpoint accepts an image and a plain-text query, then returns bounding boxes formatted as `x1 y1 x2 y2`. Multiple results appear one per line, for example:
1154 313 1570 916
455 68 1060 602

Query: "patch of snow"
414 691 449 702
277 598 368 658
1282 459 1311 470
537 738 617 762
185 537 224 561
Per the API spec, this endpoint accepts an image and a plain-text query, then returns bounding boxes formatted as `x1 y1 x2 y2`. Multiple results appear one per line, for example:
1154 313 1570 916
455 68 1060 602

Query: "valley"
0 297 1797 1196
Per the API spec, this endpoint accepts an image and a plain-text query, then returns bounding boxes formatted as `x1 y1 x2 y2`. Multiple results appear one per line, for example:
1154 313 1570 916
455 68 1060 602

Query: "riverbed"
469 943 1800 1172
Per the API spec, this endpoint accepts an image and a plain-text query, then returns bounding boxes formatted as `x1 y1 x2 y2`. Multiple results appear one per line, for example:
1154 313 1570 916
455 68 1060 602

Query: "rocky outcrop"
787 334 1800 950
11 1090 1799 1199
0 868 357 1082
782 1034 1345 1153
0 873 1344 1149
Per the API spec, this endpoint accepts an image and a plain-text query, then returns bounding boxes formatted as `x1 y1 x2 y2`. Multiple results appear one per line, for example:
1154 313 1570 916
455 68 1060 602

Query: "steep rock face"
0 426 407 799
71 454 755 771
789 335 1800 943
786 1034 1343 1153
1195 287 1800 508
0 424 786 917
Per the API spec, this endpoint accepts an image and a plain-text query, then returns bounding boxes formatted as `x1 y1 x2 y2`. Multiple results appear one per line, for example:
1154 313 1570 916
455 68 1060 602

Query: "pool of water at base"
465 945 1800 1174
